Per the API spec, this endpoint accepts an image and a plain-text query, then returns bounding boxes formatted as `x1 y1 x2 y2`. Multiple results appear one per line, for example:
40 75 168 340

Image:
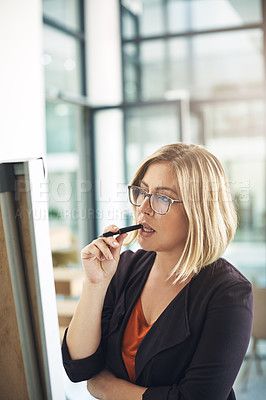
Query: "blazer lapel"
106 252 155 338
105 251 191 383
105 253 155 379
134 281 191 383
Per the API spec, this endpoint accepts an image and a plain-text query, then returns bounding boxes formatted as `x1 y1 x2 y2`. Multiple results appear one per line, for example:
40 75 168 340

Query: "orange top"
121 296 154 383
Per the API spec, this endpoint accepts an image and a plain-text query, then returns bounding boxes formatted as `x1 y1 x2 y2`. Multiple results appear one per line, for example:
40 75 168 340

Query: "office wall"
0 0 45 161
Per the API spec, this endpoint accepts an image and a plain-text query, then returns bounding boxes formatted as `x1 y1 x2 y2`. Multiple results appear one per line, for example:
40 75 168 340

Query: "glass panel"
48 170 79 234
45 100 84 262
192 29 264 98
46 101 82 153
122 7 137 39
136 29 263 100
43 25 81 94
42 0 81 31
190 110 203 143
124 44 139 102
125 104 180 181
169 0 262 33
139 0 165 37
138 40 168 100
201 101 265 139
137 0 262 37
192 100 266 285
47 169 80 268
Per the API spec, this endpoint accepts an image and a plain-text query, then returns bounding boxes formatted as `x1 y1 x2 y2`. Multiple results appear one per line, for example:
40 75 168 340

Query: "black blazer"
62 250 253 400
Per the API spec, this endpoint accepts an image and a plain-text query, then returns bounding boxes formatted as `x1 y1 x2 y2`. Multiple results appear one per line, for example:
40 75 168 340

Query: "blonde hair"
125 143 237 283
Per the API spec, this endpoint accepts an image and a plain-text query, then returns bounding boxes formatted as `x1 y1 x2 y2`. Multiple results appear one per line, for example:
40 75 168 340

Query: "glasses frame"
128 185 183 215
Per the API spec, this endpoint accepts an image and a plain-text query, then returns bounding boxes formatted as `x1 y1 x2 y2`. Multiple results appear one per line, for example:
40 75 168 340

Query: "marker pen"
99 224 143 238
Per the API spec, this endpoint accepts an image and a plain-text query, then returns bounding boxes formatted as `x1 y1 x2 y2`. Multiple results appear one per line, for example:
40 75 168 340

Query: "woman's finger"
103 224 120 234
81 241 105 261
95 239 114 260
81 225 126 262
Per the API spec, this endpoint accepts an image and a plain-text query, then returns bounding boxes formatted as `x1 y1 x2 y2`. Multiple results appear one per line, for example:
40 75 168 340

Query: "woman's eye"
158 195 169 203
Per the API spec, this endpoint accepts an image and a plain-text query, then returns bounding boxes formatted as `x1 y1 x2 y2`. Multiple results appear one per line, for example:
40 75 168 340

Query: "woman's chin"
137 236 157 252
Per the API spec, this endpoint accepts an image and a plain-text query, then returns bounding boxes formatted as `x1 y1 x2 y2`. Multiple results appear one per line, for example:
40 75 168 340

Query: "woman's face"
136 162 189 259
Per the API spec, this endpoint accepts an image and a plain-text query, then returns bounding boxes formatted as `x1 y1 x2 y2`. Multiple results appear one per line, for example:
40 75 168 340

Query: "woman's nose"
139 195 153 215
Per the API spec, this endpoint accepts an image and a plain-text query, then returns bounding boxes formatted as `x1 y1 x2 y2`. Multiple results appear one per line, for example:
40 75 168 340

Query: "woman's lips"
139 223 156 237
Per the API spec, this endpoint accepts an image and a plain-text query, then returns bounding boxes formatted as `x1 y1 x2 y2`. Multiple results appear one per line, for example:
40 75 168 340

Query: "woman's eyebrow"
139 180 148 188
155 186 179 196
139 180 178 196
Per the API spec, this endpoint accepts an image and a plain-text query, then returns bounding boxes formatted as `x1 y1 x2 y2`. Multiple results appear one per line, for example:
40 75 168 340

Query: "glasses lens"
151 194 170 214
129 186 144 205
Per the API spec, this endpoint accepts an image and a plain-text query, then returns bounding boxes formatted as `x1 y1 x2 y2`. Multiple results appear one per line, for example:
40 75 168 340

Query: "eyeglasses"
128 185 183 215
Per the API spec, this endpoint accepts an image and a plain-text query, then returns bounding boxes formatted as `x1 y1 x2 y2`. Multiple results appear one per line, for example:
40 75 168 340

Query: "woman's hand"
81 225 127 286
87 369 115 399
66 226 127 361
87 370 147 400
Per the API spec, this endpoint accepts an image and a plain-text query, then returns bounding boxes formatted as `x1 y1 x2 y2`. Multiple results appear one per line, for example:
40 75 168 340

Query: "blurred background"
1 0 265 399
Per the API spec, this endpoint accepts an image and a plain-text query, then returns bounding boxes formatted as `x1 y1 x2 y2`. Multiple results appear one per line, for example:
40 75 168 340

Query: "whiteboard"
0 158 65 400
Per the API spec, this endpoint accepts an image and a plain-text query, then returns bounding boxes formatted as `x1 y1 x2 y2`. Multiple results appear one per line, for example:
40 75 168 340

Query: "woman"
62 143 253 400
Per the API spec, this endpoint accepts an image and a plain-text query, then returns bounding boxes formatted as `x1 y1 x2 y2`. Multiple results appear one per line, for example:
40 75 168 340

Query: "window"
43 0 81 31
120 0 266 287
191 100 266 284
123 29 264 101
137 0 262 36
42 0 94 265
43 25 82 94
125 104 180 180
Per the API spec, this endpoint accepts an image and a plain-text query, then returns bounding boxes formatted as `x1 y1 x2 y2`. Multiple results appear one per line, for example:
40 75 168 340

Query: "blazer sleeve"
61 328 105 382
61 269 118 382
142 280 253 400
